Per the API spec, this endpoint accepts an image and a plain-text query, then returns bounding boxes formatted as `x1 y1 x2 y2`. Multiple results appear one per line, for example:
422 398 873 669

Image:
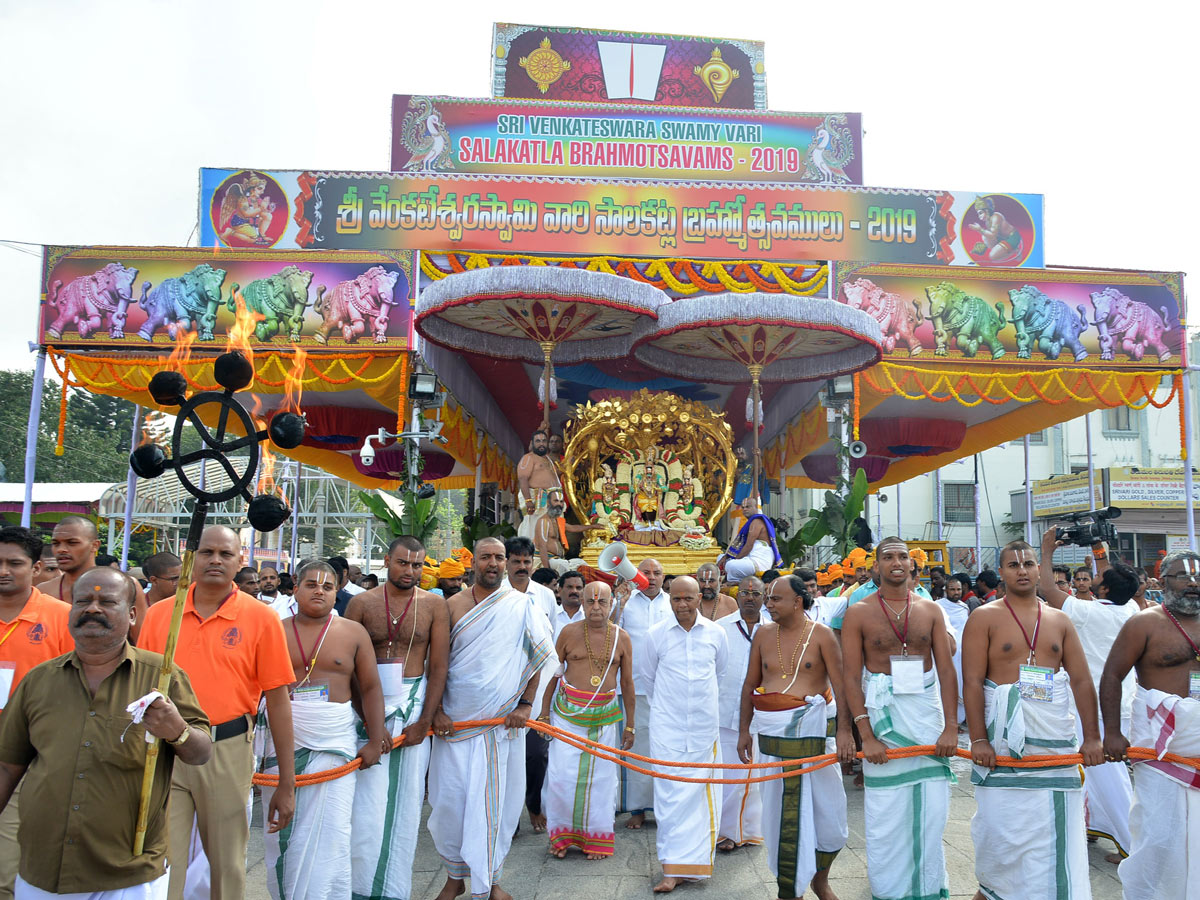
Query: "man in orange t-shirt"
0 526 72 900
139 526 296 900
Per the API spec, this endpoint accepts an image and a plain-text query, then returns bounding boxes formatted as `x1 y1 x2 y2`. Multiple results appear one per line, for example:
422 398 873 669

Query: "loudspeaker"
848 440 869 459
598 542 650 591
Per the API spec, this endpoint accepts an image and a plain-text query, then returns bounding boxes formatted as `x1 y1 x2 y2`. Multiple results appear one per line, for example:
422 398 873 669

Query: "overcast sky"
1 0 1195 372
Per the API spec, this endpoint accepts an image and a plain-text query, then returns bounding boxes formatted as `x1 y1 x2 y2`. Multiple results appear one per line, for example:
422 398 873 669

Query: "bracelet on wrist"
516 699 532 707
853 713 870 724
970 738 989 746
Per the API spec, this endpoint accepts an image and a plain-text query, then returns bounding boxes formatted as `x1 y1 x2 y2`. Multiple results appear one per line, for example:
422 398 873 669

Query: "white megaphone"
598 541 649 592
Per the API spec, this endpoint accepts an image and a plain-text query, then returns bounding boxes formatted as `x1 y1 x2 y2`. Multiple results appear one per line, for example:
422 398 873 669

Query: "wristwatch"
169 725 191 747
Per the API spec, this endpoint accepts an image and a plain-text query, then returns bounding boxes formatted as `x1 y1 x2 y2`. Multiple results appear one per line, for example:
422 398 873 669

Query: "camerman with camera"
1039 522 1140 864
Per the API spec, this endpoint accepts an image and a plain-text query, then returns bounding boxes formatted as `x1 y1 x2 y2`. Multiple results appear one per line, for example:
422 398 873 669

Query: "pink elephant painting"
312 266 401 344
44 262 139 340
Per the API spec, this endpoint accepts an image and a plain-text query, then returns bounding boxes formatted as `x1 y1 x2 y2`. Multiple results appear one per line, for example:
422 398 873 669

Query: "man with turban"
438 557 466 596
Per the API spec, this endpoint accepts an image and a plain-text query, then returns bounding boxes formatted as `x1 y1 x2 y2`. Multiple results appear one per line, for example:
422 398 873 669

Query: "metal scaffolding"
99 457 388 570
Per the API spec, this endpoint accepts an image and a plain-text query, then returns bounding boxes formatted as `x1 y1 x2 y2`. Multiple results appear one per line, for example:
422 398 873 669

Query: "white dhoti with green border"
261 699 358 900
351 674 428 900
971 673 1089 900
862 668 954 900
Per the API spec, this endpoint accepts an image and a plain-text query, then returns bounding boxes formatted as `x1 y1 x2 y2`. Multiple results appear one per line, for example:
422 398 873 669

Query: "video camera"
1056 506 1121 547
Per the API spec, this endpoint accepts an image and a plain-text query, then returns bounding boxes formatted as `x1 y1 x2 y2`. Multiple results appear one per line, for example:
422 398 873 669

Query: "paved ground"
244 748 1126 900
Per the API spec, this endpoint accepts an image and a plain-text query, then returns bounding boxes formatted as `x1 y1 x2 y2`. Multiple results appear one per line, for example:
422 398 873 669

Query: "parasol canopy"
632 293 883 501
415 265 666 427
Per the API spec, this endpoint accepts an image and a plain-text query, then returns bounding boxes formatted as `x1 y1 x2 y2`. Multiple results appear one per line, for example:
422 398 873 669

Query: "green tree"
0 368 138 484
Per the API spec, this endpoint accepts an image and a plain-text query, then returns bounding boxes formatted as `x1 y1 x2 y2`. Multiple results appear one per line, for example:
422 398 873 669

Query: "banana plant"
797 466 871 559
460 512 515 548
358 490 440 545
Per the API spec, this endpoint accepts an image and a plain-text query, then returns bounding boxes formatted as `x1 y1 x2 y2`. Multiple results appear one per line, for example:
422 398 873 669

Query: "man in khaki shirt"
0 567 210 898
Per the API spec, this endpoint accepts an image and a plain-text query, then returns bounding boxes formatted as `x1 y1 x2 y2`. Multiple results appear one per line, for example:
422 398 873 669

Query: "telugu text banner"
199 167 1044 267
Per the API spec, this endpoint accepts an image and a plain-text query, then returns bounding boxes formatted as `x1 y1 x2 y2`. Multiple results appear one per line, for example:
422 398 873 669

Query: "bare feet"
852 770 863 788
585 851 608 860
716 838 737 852
810 867 839 900
434 877 464 900
550 846 567 858
530 812 547 833
489 886 512 900
625 811 646 829
653 877 680 893
1105 852 1123 864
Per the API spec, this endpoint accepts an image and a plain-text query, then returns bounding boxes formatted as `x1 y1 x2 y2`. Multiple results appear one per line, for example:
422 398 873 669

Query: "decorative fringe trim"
632 293 882 384
416 264 665 365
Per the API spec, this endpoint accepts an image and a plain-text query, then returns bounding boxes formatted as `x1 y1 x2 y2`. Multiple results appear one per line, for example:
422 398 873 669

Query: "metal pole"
934 468 943 541
21 349 47 528
1023 434 1034 545
247 456 260 567
1085 413 1097 573
974 454 983 574
364 515 373 576
119 406 143 571
1085 412 1096 507
896 481 902 537
1184 371 1197 551
289 460 302 570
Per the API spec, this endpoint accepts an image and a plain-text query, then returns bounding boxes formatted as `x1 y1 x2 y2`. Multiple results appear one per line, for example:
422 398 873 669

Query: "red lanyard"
1163 605 1200 662
384 583 415 647
291 616 333 683
1003 597 1042 664
878 592 911 655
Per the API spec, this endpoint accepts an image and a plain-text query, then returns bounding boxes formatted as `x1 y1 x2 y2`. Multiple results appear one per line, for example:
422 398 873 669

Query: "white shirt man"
714 575 768 849
644 576 729 891
616 558 671 823
551 572 585 640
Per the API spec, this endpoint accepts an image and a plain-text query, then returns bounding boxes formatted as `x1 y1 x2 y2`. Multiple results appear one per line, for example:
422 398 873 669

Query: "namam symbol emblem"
694 47 739 104
520 37 571 94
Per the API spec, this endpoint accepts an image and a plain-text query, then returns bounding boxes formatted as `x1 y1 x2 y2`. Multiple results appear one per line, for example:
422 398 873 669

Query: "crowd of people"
0 513 1194 900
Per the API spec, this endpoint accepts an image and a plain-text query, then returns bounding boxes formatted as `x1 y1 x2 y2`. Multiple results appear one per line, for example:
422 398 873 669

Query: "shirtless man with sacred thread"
539 581 635 860
841 537 959 900
739 573 851 900
962 539 1103 900
517 428 562 540
345 536 449 900
263 559 388 900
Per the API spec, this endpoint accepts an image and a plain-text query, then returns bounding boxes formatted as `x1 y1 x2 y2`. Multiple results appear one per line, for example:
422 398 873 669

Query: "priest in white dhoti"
1100 549 1200 900
1040 527 1138 860
841 537 960 900
262 558 391 900
715 577 767 850
428 538 556 900
962 539 1105 900
616 558 671 826
718 496 781 584
644 575 729 892
260 701 359 900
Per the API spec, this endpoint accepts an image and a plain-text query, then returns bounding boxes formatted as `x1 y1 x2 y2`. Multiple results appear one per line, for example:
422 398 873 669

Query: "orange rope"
249 718 1200 788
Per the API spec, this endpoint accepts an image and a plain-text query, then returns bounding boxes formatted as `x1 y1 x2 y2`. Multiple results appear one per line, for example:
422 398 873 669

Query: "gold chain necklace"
582 621 613 687
776 619 812 677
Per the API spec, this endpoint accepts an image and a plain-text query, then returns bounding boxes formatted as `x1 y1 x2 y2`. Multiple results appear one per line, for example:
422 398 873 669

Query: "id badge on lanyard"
292 682 329 703
890 655 924 694
378 658 406 696
1018 664 1054 703
0 661 14 710
1189 671 1200 701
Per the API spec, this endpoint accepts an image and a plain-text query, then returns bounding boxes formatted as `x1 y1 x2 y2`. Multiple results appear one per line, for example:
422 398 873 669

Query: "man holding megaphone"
599 545 668 830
